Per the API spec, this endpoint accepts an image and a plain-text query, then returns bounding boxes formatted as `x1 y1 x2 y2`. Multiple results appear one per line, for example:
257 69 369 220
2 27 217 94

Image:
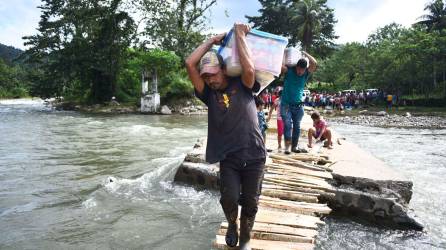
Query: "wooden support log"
213 235 314 250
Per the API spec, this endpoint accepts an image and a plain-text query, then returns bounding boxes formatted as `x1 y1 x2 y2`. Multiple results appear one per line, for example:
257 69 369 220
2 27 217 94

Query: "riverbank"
303 105 446 129
49 97 208 115
328 113 446 129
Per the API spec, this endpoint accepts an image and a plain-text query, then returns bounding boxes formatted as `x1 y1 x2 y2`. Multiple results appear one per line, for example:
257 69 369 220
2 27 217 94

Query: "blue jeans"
280 103 304 148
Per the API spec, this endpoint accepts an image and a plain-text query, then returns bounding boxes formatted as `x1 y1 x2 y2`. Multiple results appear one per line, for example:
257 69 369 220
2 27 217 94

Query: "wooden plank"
288 154 333 164
262 181 330 195
254 207 322 229
220 222 318 239
264 173 332 188
262 189 319 203
272 158 332 172
262 186 320 197
266 163 332 179
214 235 314 250
259 201 317 216
261 196 329 208
264 177 334 192
259 198 331 215
266 169 329 182
218 228 314 244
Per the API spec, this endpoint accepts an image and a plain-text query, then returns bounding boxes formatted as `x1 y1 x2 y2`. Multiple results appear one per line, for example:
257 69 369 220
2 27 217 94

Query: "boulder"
161 105 172 115
376 111 388 116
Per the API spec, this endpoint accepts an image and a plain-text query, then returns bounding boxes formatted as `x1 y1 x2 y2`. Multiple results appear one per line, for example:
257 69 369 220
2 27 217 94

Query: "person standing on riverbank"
267 90 284 152
185 23 266 250
281 52 318 154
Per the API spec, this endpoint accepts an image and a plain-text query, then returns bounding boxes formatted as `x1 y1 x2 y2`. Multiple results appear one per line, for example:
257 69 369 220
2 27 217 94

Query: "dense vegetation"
1 0 444 106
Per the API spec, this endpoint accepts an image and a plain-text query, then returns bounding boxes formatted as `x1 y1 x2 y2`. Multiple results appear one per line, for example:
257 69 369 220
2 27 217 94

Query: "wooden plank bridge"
213 150 335 250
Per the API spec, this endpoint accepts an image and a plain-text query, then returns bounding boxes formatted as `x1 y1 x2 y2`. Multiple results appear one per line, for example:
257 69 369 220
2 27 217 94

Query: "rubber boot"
224 211 238 247
291 140 299 153
284 140 291 154
239 216 254 250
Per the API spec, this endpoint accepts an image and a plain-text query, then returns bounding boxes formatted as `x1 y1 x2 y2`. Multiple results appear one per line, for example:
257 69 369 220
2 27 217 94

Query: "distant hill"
0 43 24 65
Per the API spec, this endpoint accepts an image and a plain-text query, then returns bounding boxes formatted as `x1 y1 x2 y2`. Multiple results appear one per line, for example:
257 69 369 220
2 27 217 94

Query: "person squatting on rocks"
185 23 266 250
308 111 333 149
281 51 318 154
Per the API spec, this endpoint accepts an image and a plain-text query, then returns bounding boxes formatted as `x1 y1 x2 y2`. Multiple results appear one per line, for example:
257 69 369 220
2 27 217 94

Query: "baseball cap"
199 51 221 76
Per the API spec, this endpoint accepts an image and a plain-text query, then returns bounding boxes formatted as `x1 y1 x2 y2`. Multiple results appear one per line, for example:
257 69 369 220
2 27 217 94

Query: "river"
0 99 445 249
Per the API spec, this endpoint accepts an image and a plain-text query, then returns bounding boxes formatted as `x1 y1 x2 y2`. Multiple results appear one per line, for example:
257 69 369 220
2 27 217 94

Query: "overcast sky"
0 0 431 50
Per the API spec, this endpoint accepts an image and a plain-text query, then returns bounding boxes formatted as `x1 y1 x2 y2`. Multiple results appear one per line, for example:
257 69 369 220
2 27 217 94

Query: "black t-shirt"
195 77 266 164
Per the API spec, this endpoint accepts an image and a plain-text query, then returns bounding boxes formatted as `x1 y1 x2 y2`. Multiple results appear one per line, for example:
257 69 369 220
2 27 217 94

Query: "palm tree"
417 0 446 93
290 0 320 51
417 0 446 32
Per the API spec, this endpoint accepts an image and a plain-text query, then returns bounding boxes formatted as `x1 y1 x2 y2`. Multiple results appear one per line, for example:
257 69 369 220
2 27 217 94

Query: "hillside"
0 43 23 64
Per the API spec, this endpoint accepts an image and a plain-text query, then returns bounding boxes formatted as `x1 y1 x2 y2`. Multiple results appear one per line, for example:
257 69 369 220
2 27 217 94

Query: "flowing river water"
0 99 445 249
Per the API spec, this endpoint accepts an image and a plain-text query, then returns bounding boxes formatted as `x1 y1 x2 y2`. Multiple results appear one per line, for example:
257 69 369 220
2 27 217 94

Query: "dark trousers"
219 156 266 223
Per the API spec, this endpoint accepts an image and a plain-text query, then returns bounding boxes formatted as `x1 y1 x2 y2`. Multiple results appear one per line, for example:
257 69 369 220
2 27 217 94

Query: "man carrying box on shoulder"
185 23 266 250
281 51 318 154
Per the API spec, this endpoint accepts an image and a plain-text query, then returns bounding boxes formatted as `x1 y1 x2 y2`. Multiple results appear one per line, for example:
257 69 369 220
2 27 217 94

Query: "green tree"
246 0 337 57
0 58 29 98
416 0 446 95
117 49 193 102
140 0 217 61
313 42 367 90
417 0 446 32
23 0 136 103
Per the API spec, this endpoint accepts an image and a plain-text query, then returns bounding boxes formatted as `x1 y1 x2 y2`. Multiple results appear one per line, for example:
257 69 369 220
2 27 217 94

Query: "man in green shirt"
281 52 317 154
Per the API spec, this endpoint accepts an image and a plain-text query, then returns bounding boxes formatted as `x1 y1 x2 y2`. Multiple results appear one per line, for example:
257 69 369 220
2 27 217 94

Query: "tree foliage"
314 23 446 99
117 49 193 102
246 0 337 57
140 0 217 61
23 0 136 102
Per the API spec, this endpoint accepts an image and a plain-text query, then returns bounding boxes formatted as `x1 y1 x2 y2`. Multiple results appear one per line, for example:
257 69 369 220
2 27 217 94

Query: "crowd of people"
260 88 395 112
302 90 395 110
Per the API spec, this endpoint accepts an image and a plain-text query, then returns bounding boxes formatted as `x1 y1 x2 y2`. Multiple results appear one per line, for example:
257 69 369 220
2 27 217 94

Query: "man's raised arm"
234 23 255 89
302 51 318 73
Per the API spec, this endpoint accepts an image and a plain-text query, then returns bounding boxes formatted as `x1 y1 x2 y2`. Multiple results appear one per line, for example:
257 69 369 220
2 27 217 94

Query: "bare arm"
185 33 226 94
266 102 275 122
281 65 288 74
234 23 255 89
302 51 317 73
317 126 326 141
